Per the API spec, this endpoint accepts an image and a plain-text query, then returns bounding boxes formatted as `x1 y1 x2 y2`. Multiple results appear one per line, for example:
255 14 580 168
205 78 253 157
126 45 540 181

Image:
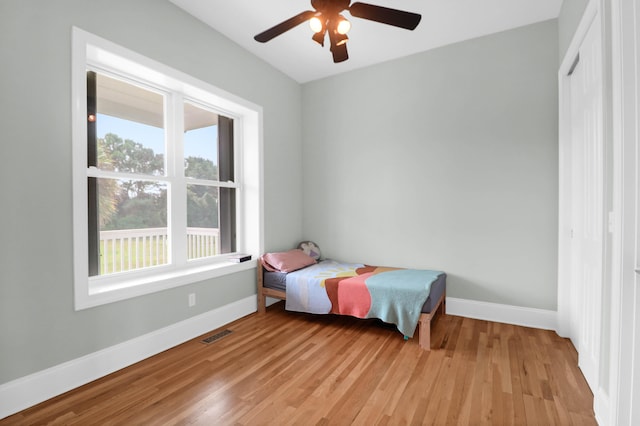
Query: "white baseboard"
446 297 558 331
266 296 281 307
595 387 610 426
0 295 257 420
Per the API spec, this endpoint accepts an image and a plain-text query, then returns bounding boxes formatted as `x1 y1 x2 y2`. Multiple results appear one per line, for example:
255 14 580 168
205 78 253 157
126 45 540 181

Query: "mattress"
263 267 446 314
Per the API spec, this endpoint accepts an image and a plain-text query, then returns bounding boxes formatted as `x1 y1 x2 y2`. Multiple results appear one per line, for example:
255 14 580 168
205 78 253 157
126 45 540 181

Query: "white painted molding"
559 0 599 73
0 296 257 420
595 387 610 426
446 297 557 331
266 296 281 307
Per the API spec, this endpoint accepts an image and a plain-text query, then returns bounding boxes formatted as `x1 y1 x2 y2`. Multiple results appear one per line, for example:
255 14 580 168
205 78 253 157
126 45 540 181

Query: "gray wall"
0 0 303 384
558 0 590 60
302 20 559 311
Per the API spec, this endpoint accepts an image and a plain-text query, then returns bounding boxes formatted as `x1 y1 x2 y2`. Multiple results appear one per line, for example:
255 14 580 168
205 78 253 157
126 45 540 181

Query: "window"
72 28 262 309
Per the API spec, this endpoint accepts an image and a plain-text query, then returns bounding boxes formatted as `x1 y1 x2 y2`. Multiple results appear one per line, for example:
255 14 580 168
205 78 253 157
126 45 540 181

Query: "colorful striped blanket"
285 260 443 338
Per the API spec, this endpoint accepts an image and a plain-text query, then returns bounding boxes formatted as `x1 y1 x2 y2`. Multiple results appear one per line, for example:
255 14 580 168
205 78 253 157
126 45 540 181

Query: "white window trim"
71 27 263 310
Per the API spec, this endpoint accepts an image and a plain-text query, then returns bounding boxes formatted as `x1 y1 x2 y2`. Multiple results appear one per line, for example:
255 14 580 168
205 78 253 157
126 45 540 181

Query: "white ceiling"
170 0 563 83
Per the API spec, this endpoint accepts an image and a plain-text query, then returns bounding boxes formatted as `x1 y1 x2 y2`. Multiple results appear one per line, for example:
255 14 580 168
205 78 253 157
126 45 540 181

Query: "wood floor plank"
0 302 596 425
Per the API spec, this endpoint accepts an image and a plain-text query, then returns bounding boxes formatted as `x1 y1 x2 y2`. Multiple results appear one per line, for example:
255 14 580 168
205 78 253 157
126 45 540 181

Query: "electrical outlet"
188 293 196 307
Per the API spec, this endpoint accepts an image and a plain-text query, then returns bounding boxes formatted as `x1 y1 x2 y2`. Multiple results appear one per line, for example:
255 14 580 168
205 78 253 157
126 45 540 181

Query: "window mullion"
168 93 187 267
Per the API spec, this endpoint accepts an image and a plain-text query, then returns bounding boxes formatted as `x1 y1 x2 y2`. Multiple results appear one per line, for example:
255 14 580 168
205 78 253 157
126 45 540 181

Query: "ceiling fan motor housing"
311 0 351 14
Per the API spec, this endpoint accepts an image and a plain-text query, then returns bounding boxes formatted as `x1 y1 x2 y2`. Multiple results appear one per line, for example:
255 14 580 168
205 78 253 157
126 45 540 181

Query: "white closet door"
569 14 604 393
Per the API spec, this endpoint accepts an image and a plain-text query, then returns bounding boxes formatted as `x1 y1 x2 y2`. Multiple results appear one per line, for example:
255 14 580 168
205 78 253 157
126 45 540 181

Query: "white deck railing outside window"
99 227 220 274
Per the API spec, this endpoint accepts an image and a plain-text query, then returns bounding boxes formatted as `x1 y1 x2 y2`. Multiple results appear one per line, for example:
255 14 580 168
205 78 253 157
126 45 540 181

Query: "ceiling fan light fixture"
312 30 326 46
330 30 348 46
336 16 351 35
309 16 324 33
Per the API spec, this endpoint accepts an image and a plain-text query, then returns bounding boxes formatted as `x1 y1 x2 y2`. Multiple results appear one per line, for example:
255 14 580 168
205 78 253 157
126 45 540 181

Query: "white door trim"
609 0 639 424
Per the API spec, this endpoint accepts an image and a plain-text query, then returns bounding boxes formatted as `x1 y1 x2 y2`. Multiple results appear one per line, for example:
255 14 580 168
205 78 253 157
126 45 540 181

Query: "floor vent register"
201 329 233 344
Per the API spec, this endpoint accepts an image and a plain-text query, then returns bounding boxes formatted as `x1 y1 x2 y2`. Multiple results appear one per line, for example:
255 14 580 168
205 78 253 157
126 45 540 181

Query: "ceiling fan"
254 0 422 63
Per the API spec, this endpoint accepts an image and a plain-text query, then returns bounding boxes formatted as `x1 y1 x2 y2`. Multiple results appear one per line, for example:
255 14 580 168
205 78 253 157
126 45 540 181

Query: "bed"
256 245 446 351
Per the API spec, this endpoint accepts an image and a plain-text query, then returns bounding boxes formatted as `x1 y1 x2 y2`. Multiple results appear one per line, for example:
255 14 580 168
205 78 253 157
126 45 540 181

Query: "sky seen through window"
97 113 218 166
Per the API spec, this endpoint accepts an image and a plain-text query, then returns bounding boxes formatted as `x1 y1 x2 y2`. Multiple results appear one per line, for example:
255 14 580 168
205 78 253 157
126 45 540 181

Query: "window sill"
76 259 257 310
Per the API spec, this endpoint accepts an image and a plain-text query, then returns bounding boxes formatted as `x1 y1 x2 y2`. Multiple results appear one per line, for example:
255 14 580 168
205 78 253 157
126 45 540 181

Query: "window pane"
184 102 218 180
187 184 219 260
95 74 165 176
92 177 168 275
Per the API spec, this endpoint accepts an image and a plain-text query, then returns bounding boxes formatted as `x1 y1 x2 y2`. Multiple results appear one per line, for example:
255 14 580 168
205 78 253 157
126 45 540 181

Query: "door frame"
609 0 639 424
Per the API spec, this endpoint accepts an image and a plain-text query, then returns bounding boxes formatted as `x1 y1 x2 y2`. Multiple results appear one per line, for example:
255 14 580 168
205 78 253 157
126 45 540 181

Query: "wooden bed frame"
256 262 446 351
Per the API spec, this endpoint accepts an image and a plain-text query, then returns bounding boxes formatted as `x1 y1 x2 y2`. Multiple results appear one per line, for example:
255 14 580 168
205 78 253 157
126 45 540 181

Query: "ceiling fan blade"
331 42 349 63
254 10 316 42
348 2 421 30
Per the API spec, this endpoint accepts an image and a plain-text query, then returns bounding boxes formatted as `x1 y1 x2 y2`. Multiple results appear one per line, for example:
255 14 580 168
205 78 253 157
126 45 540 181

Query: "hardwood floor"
2 302 596 425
